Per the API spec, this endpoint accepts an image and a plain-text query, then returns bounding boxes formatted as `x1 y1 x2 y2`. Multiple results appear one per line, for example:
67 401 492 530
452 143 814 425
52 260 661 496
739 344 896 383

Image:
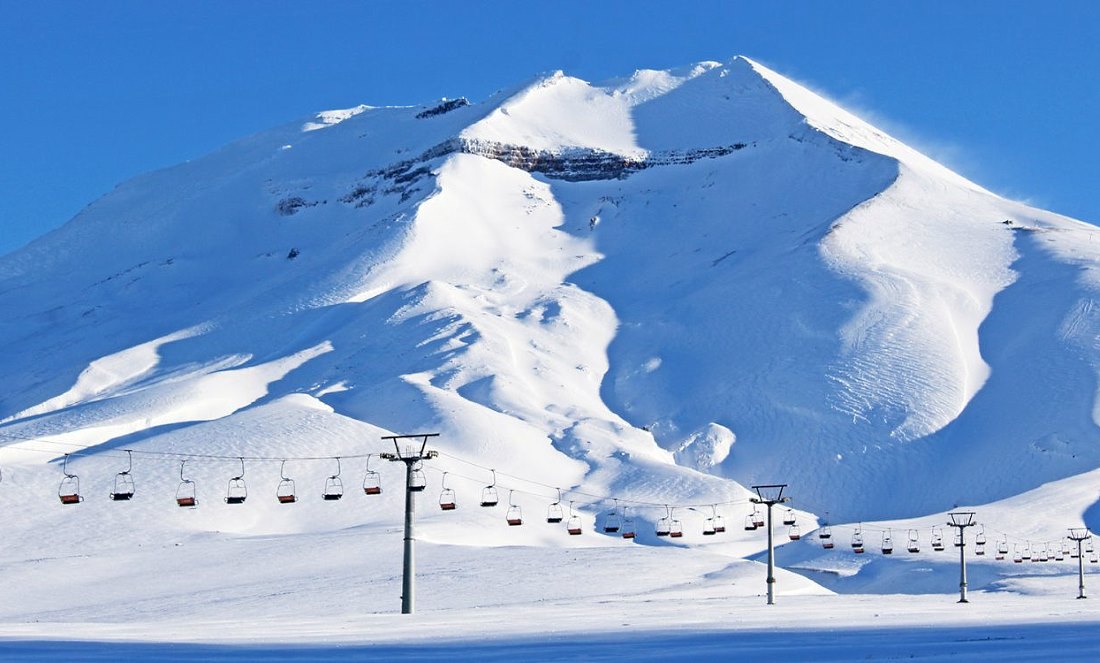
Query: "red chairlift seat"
276 463 297 504
822 540 835 550
363 455 383 495
567 516 583 536
713 515 726 533
176 461 198 508
506 491 522 525
788 525 801 541
669 519 684 538
622 518 636 540
57 455 82 505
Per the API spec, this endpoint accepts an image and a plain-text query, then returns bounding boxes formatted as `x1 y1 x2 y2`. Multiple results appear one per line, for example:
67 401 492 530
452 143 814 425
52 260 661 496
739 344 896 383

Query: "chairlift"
363 454 382 495
109 450 136 501
323 457 344 501
1013 545 1023 563
788 524 801 541
849 523 866 549
480 469 499 507
712 507 726 534
276 460 297 504
57 454 82 505
225 457 247 504
176 460 197 508
506 490 523 526
409 461 427 492
1021 543 1032 561
621 508 636 540
438 472 456 510
1038 545 1048 563
782 509 796 526
669 510 684 538
744 514 758 531
604 499 622 533
566 501 583 535
547 488 564 523
1055 543 1065 562
1061 540 1072 556
752 506 765 528
703 516 716 536
656 505 672 537
996 536 1009 560
1091 550 1098 564
931 527 945 551
975 541 985 556
1086 538 1094 555
820 524 835 549
975 525 987 547
881 530 893 555
907 529 920 553
953 531 962 548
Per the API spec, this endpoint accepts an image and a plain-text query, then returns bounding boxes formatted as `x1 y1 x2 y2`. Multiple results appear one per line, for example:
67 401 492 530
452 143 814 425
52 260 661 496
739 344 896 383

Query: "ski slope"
1 55 1098 658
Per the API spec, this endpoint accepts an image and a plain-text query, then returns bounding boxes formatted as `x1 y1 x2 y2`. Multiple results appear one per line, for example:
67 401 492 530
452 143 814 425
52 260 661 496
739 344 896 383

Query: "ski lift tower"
947 511 977 603
380 433 439 615
750 484 789 605
1068 528 1092 599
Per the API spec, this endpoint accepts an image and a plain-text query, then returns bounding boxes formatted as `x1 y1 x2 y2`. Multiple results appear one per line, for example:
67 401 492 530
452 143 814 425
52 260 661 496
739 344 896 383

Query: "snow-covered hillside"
1 57 1098 642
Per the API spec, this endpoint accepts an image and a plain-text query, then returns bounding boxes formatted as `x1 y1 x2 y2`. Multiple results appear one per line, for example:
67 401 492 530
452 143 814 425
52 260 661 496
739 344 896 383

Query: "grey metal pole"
958 528 968 603
766 502 776 605
401 460 415 614
1078 540 1087 599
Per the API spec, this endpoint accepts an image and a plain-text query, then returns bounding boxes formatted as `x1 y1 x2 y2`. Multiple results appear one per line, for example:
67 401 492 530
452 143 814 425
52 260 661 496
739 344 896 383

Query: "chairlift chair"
566 501 583 535
323 457 344 501
57 452 81 505
1038 545 1048 563
1086 539 1095 555
788 524 801 541
604 499 622 533
975 541 986 556
546 488 564 523
931 527 945 551
1091 550 1098 564
713 513 726 533
881 531 893 555
176 461 198 508
363 455 383 495
669 515 684 539
744 514 758 531
851 525 864 550
225 457 247 505
1013 545 1023 563
276 460 297 504
438 472 456 510
907 529 920 553
996 537 1009 561
58 454 82 505
752 506 765 528
656 506 672 537
506 490 523 526
1055 544 1065 562
109 450 136 501
703 517 716 536
480 469 499 507
782 509 796 526
975 525 987 547
1021 543 1032 561
621 512 637 540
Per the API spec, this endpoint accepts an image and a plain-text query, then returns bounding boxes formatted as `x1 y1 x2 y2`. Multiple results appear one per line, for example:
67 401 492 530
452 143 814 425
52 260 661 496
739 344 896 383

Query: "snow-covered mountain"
2 54 1098 550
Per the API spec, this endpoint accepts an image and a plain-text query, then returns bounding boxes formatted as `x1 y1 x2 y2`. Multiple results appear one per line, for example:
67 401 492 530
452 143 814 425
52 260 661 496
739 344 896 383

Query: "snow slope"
1 55 1098 654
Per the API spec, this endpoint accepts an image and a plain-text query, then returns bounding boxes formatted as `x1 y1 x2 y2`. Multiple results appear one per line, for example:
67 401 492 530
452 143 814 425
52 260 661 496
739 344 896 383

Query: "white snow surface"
1 55 1099 656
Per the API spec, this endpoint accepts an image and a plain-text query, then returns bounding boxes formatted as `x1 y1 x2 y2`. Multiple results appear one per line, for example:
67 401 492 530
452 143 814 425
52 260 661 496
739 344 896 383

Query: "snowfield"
1 55 1098 658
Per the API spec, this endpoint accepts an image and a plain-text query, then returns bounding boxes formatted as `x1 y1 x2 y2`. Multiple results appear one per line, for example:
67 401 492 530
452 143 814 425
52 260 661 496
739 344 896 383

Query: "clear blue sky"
2 1 1098 255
